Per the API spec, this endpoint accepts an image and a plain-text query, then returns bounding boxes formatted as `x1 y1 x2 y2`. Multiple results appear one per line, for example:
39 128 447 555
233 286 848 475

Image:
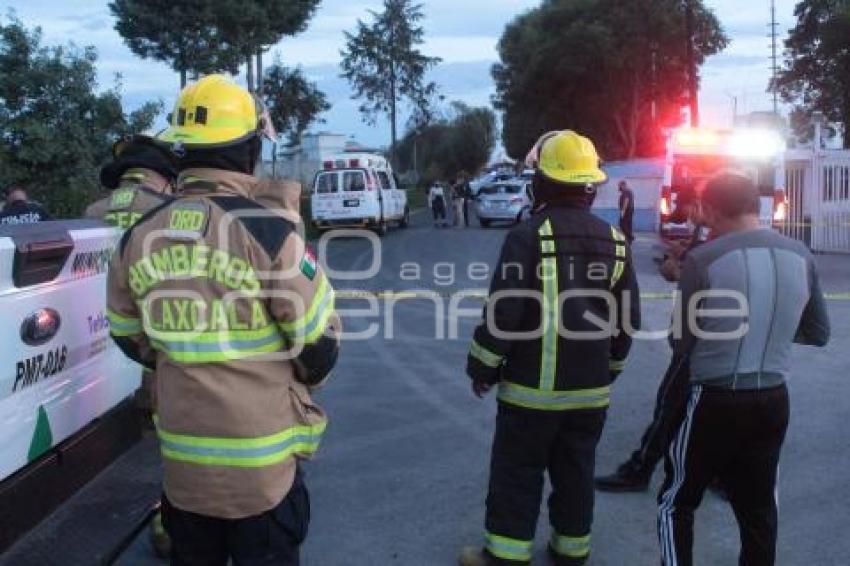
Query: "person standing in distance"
429 181 448 228
107 75 341 566
0 186 51 225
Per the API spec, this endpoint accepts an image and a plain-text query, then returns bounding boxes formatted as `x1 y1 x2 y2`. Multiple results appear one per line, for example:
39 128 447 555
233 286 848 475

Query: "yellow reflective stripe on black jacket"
538 219 558 391
467 207 638 412
469 339 504 368
497 381 610 411
610 226 627 289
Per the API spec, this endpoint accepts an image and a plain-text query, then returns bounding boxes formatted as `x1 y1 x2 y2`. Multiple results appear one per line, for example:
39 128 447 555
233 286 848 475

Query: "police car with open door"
0 220 143 551
310 153 410 235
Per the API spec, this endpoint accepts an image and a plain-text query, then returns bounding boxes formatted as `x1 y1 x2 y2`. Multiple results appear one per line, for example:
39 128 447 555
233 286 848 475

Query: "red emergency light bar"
674 128 721 149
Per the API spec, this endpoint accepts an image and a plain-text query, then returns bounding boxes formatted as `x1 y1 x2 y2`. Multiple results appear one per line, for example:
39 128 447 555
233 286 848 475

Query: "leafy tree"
340 0 441 166
109 0 239 87
0 18 160 218
396 102 497 185
211 0 321 92
262 61 330 146
111 0 321 91
493 0 727 160
774 0 850 148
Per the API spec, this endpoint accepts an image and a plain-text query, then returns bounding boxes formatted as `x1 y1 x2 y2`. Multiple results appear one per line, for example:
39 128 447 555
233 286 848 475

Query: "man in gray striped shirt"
657 172 830 566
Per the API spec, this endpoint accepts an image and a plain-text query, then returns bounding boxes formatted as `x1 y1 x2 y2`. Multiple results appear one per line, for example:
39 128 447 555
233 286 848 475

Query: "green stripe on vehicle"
538 219 558 391
485 532 533 562
469 340 504 368
498 382 610 411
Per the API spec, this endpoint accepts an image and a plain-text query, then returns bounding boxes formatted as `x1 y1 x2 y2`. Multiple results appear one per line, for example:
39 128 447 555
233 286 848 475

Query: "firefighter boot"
149 510 171 559
594 460 651 493
459 546 529 566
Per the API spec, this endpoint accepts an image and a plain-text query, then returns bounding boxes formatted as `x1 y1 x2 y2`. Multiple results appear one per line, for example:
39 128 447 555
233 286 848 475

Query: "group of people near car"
460 130 830 566
428 174 473 227
0 72 833 566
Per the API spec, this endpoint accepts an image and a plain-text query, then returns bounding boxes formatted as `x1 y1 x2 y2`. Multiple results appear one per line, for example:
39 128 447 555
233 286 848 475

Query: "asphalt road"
5 211 849 565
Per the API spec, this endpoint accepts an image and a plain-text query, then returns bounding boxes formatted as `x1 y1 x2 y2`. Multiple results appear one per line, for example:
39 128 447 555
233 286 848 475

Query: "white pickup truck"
0 220 143 550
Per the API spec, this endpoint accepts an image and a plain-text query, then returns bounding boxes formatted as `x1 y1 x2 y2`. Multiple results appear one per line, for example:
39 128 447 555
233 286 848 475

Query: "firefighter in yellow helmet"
86 135 177 229
459 131 641 566
106 74 340 565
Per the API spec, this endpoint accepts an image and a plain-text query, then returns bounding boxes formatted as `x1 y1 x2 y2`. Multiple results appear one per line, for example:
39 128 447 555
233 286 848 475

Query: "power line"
769 0 780 114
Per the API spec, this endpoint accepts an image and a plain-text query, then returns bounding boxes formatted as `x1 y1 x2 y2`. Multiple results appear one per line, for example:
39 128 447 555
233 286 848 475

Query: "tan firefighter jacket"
86 168 173 229
106 168 340 518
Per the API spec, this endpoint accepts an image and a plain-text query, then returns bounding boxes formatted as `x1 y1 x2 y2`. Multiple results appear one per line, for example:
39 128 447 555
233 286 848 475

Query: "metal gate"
783 160 809 245
781 149 850 254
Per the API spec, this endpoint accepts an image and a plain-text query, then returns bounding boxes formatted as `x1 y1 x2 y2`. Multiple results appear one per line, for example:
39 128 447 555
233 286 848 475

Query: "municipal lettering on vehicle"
13 345 69 393
72 248 113 277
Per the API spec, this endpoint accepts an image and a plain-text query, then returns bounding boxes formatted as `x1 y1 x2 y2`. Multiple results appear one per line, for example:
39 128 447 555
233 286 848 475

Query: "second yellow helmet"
529 130 607 185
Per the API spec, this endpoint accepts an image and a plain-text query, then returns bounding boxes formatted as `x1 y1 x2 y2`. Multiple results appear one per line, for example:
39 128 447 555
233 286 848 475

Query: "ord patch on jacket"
109 188 136 211
168 203 209 236
300 248 318 280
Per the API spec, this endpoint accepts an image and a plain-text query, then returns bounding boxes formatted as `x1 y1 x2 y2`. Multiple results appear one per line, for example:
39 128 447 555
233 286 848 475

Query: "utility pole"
769 0 780 115
684 0 699 127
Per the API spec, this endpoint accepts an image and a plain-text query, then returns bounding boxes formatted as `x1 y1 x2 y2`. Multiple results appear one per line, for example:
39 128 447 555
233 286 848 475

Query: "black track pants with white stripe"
626 355 692 473
657 385 789 566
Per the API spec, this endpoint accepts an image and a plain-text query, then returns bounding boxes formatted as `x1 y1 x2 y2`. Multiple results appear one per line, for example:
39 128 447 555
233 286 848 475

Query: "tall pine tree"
340 0 441 166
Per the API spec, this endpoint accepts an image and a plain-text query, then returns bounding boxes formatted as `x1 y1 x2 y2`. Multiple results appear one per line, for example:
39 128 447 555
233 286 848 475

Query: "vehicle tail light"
660 186 672 217
773 190 788 222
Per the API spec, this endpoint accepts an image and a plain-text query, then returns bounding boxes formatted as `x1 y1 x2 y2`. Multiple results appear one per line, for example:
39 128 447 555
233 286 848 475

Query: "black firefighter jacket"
467 203 641 411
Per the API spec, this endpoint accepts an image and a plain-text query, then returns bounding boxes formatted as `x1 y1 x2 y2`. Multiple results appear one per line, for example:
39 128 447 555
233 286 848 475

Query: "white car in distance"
474 180 534 227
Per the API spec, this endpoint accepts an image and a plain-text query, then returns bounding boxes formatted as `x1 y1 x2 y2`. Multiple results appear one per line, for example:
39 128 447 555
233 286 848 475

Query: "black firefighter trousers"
161 469 310 566
657 384 789 566
484 402 607 566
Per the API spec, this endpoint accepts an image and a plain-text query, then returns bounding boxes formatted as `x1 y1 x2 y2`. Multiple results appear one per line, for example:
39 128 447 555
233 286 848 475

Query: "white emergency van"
310 153 410 235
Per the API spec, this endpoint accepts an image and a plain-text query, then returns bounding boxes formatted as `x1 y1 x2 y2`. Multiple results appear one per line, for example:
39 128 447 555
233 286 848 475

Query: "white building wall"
262 133 347 187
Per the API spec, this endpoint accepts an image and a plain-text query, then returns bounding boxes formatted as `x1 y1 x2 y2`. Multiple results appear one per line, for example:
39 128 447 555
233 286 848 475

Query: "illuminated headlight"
728 130 786 158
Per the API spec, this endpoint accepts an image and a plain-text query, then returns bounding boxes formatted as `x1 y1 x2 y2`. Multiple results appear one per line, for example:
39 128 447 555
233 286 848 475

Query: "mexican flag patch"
300 248 318 280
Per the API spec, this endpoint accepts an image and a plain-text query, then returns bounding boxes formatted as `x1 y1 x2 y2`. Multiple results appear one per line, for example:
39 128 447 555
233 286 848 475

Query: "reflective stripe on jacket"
467 204 640 411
